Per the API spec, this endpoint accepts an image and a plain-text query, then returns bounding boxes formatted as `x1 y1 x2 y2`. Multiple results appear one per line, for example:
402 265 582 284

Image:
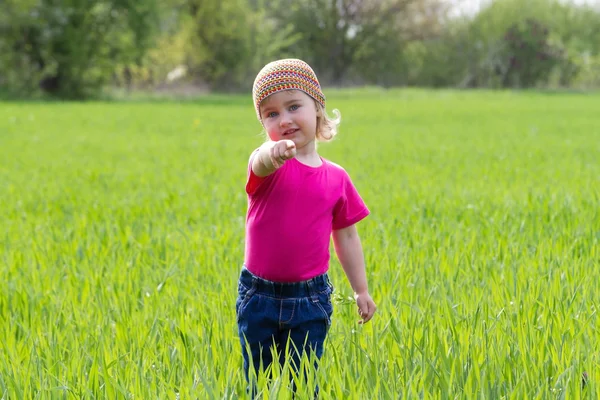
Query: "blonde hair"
315 102 341 142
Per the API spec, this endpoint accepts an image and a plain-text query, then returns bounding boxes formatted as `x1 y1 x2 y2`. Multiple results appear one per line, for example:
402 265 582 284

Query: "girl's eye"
290 105 299 111
267 112 278 118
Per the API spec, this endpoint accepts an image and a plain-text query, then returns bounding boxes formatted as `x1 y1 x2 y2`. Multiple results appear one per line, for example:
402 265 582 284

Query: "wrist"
259 145 276 170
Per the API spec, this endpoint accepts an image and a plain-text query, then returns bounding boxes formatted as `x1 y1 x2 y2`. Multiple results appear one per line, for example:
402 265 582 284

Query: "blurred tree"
502 18 567 87
1 0 599 96
183 0 300 90
444 0 595 88
353 0 451 87
268 0 449 86
0 0 159 98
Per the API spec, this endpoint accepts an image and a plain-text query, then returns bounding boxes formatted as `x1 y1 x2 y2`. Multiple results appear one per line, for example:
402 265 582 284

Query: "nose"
279 111 292 127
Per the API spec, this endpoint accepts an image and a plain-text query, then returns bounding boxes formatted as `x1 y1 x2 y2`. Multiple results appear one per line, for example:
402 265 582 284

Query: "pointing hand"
270 140 296 169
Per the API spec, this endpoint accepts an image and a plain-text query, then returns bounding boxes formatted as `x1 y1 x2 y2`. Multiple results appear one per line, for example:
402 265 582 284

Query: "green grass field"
1 89 599 399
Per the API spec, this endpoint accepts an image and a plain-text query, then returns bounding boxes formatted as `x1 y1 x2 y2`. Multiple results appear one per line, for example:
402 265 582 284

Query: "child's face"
259 90 319 149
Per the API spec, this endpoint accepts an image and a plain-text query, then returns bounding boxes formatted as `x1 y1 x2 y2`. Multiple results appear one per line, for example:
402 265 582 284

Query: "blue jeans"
236 266 334 393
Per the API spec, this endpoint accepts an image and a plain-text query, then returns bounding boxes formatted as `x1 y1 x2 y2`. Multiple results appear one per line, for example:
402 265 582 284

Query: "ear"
314 101 323 117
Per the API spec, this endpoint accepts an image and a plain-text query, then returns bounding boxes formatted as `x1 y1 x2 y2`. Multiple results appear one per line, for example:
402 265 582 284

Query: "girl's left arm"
332 224 377 324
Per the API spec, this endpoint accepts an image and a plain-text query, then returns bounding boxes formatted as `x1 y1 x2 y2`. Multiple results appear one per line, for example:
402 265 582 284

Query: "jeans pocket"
236 282 256 321
315 291 334 327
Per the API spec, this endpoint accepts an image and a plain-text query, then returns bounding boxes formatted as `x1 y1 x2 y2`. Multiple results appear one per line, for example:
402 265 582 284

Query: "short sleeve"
246 149 265 195
332 172 369 230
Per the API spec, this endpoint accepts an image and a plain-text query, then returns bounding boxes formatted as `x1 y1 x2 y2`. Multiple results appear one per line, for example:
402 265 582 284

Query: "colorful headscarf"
252 59 326 120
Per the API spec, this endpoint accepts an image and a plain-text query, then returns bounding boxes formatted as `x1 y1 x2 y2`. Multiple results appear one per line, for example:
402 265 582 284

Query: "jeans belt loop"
307 279 319 303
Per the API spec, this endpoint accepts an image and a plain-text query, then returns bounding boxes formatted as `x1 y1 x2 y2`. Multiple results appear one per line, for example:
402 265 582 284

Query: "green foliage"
0 0 159 98
243 3 302 84
268 0 449 86
572 54 600 89
183 0 300 90
185 0 251 88
502 18 568 87
424 0 599 88
269 0 358 83
351 2 414 87
2 0 600 96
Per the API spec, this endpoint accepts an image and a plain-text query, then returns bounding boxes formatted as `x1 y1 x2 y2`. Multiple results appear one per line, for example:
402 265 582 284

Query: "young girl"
236 58 376 393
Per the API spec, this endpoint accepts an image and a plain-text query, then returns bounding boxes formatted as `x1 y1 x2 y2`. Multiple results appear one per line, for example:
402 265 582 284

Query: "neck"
295 140 322 166
296 139 318 157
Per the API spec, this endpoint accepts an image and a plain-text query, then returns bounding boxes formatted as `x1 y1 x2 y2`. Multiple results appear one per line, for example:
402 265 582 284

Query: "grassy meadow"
1 89 599 399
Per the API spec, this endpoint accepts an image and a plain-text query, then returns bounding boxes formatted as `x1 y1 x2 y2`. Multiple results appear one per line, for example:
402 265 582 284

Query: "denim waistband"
239 266 331 297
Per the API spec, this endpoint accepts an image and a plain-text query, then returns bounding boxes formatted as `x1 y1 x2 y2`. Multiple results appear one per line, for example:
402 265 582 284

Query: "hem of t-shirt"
244 263 329 283
332 207 370 230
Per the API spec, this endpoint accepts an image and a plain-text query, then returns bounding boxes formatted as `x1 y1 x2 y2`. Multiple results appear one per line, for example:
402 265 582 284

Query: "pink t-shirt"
244 152 369 282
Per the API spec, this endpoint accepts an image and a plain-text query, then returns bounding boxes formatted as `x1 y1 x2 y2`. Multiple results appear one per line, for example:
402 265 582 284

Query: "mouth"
283 128 299 136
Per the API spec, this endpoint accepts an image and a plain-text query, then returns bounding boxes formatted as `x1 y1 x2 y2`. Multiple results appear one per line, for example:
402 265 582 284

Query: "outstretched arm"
251 140 296 177
332 224 376 324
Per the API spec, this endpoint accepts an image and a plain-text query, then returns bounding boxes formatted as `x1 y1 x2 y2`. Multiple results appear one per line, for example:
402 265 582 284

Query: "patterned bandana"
252 59 326 120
